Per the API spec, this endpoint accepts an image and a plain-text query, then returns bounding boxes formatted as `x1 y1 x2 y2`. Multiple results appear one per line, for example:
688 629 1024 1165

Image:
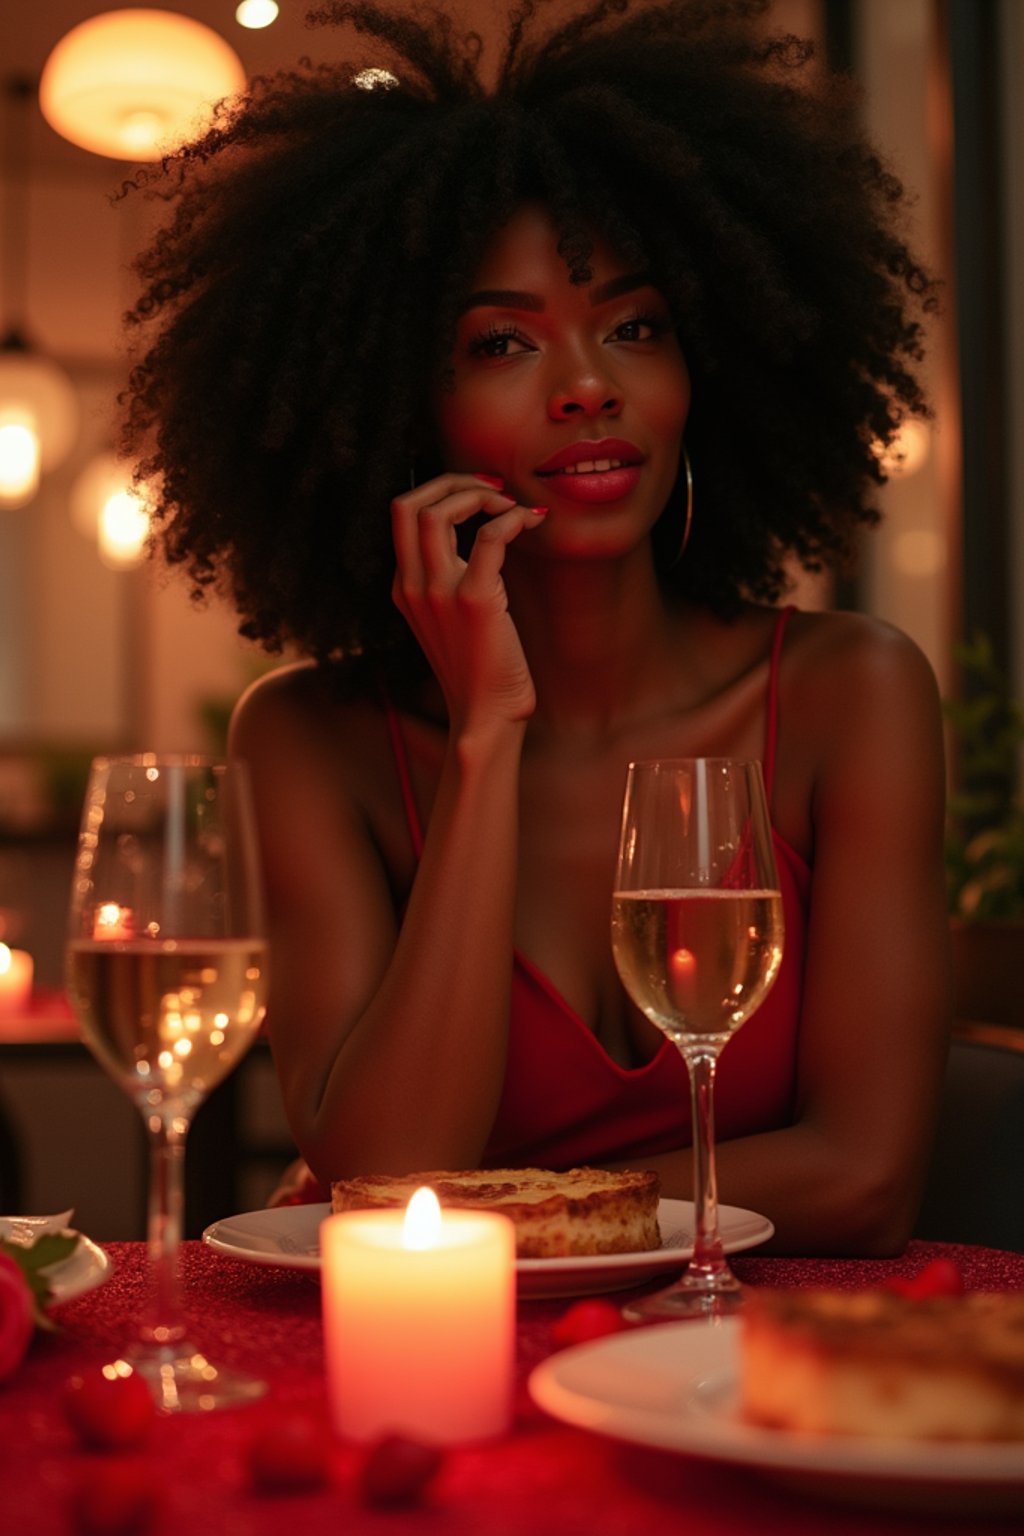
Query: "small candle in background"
669 945 696 1012
0 943 33 1014
321 1188 515 1445
92 903 136 940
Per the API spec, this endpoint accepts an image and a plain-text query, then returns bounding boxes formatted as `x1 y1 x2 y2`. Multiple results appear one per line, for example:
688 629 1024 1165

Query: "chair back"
914 1031 1024 1252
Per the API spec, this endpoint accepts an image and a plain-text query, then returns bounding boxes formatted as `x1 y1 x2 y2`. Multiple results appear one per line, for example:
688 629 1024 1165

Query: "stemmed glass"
66 755 269 1409
611 759 783 1319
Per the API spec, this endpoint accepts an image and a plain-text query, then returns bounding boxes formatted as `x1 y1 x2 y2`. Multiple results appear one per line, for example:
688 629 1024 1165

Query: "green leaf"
0 1231 79 1329
14 1231 79 1274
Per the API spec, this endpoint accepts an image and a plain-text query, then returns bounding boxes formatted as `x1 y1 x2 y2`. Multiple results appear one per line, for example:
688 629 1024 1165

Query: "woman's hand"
390 473 545 730
265 1156 325 1207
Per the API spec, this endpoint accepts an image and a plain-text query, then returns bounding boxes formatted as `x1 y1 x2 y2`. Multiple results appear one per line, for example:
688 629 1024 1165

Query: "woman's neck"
502 546 690 745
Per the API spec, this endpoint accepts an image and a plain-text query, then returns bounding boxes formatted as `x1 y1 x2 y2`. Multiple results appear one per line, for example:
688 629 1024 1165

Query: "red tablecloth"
4 1240 1024 1535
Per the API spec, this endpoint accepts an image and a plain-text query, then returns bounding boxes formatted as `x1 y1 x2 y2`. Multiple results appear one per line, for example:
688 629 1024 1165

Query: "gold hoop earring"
668 446 693 568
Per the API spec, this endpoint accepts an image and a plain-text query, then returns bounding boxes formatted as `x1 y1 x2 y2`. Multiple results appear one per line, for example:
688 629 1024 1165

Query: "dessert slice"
740 1286 1024 1441
331 1166 661 1259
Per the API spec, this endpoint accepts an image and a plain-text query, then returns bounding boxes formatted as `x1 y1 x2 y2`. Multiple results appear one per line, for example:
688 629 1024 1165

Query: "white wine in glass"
611 758 783 1319
66 756 268 1409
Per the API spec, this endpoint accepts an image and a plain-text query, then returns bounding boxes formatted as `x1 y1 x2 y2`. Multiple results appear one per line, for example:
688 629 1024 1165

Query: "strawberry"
247 1409 332 1492
359 1434 443 1507
72 1460 158 1534
0 1252 34 1381
64 1363 156 1451
885 1258 966 1300
551 1297 629 1347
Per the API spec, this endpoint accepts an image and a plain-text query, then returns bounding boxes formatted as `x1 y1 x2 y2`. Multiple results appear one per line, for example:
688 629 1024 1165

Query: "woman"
123 0 950 1253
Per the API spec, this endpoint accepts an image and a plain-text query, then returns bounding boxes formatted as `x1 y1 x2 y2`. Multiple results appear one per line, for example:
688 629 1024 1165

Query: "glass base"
622 1268 746 1322
128 1340 267 1412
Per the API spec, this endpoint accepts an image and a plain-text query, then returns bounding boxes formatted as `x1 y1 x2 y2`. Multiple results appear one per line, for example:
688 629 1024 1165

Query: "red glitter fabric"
2 1240 1024 1535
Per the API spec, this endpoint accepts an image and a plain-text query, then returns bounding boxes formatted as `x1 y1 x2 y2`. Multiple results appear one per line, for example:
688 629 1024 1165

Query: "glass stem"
684 1047 729 1286
140 1110 189 1349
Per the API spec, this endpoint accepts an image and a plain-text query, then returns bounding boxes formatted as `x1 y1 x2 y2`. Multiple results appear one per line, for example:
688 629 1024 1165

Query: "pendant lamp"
236 1 280 28
39 9 246 162
70 450 153 569
0 339 79 509
0 79 79 510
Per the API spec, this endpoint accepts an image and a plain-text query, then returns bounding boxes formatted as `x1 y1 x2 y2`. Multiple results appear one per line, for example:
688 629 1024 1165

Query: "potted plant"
944 633 1024 1025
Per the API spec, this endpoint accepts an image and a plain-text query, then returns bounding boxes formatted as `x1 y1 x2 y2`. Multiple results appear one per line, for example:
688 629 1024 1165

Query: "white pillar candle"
321 1188 516 1444
0 944 33 1014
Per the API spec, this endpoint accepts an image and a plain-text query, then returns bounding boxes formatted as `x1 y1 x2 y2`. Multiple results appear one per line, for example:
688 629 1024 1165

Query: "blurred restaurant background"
0 1 1020 1239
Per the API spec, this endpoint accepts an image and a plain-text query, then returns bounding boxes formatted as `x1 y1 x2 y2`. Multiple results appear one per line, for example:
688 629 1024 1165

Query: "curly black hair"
121 0 936 676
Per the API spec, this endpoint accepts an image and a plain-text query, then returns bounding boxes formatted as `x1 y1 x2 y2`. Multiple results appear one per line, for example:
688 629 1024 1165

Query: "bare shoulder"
229 662 420 890
230 660 381 767
783 608 941 730
233 659 340 735
232 659 315 742
766 609 943 857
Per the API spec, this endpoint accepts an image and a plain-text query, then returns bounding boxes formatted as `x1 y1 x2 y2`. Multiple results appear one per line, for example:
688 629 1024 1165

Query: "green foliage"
944 634 1024 920
40 748 99 827
0 1230 78 1329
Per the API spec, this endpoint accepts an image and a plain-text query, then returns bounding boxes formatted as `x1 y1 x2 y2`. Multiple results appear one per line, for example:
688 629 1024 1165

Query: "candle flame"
0 943 10 975
94 902 136 940
402 1186 442 1250
671 947 696 977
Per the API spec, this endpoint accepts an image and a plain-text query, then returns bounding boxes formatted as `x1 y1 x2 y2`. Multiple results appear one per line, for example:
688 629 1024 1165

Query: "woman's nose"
547 364 623 421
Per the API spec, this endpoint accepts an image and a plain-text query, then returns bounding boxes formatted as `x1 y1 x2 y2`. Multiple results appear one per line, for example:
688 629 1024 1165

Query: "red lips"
535 438 644 475
534 437 645 505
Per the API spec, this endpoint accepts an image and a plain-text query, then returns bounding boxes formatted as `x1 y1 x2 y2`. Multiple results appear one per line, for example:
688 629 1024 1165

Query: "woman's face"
433 205 690 559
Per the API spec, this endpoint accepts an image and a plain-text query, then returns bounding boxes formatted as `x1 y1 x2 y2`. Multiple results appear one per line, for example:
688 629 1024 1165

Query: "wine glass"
611 758 783 1319
66 755 269 1410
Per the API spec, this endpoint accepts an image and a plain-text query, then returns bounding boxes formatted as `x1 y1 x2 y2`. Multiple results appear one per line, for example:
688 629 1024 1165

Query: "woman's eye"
610 313 669 344
467 326 532 359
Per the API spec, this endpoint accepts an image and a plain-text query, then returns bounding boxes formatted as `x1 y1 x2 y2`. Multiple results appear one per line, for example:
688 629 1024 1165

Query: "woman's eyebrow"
591 272 654 303
461 288 544 313
460 272 654 314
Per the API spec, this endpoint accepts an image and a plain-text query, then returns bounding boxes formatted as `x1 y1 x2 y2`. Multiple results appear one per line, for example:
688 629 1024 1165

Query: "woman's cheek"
435 392 528 476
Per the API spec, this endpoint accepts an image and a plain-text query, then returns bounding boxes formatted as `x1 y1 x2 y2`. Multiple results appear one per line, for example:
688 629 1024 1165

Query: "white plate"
530 1318 1024 1516
202 1199 773 1299
47 1232 111 1305
0 1214 111 1307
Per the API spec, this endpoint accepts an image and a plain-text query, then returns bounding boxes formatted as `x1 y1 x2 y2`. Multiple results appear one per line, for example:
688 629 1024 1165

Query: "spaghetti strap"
383 695 425 859
763 605 795 804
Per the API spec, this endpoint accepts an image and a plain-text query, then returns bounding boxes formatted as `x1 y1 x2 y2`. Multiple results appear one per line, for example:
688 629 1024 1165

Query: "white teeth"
560 457 624 476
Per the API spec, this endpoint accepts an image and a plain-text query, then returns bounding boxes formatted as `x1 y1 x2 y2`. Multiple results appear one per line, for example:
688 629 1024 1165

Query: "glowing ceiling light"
353 68 399 90
0 418 40 507
70 450 154 568
39 9 246 162
0 79 81 508
236 0 280 29
872 417 931 478
0 346 79 509
99 488 151 568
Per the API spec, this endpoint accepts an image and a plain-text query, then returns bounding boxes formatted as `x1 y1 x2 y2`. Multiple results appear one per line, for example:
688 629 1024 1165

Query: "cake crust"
330 1166 661 1259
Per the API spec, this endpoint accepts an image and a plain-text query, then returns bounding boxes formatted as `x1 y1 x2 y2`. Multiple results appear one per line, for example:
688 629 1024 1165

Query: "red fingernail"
475 473 505 489
529 506 548 518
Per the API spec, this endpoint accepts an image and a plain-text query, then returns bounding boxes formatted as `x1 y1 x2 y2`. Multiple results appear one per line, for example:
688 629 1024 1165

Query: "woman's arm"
606 619 951 1257
230 475 545 1183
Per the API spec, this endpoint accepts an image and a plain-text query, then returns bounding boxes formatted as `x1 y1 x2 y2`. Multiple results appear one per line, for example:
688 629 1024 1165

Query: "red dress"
385 606 809 1170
